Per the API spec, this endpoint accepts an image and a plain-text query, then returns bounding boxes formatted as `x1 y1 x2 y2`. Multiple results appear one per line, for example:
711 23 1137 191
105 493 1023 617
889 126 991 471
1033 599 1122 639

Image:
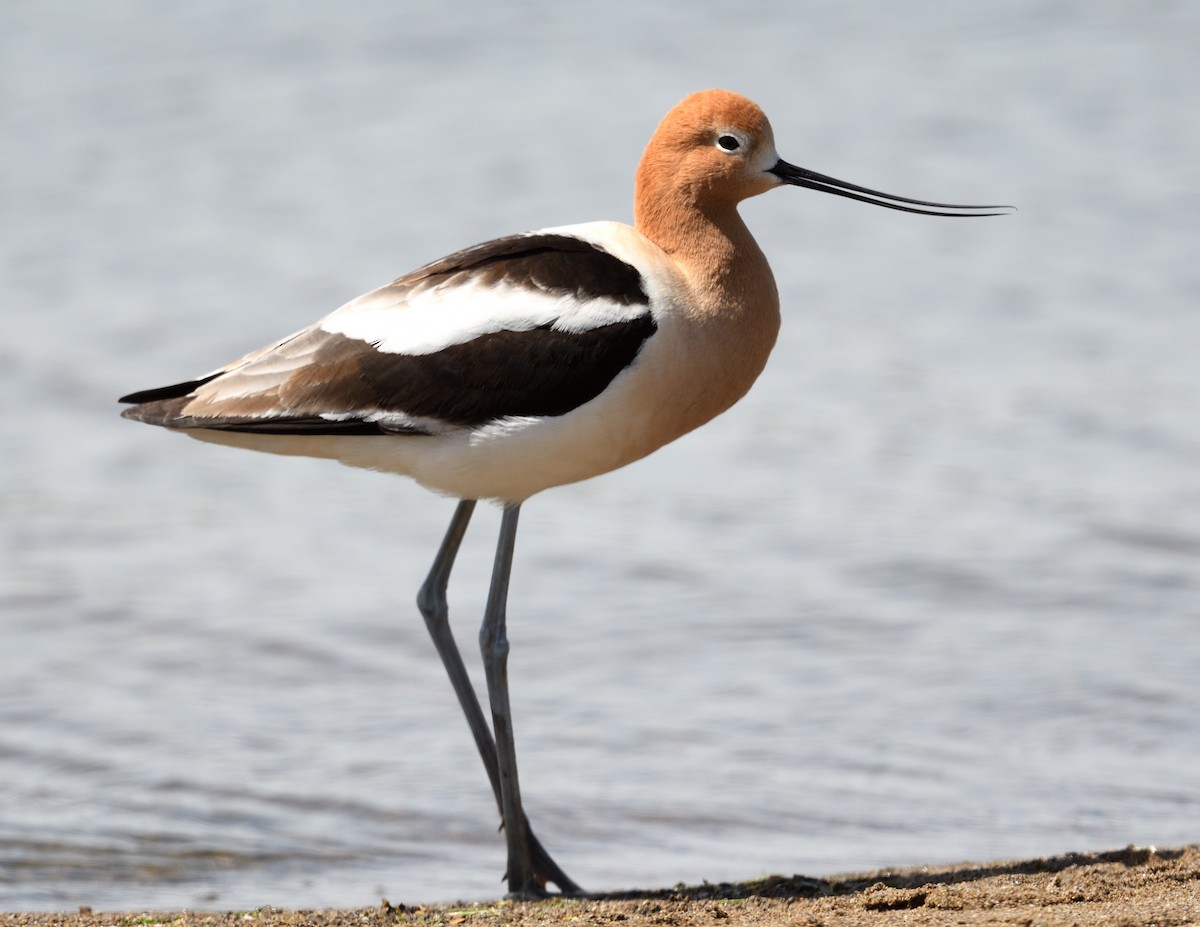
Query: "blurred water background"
2 0 1198 913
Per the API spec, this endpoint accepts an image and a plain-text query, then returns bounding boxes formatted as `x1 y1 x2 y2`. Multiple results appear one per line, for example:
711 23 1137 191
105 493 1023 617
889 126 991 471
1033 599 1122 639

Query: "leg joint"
416 581 443 627
479 625 510 665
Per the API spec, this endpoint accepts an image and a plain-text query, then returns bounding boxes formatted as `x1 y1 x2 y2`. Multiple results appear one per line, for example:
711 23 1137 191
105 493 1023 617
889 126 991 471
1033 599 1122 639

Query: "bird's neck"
634 178 779 324
632 172 782 432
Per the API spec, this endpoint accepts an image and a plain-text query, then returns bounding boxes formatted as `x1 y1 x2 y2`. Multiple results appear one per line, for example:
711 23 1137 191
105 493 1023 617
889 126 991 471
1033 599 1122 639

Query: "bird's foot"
504 883 551 901
503 855 583 899
500 818 583 898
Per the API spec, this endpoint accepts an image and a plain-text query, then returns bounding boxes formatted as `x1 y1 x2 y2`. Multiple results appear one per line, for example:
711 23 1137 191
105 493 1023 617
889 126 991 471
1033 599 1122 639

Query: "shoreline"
2 844 1196 926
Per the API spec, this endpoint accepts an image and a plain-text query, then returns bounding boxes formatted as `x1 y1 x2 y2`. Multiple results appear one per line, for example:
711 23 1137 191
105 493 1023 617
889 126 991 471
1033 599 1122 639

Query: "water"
2 0 1199 912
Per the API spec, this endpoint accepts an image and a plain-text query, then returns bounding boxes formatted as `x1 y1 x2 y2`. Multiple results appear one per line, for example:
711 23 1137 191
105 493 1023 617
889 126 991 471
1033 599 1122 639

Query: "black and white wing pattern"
120 231 658 436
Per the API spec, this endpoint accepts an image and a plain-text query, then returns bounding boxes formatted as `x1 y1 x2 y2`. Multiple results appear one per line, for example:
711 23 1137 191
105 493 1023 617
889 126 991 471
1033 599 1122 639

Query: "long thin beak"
770 159 1014 217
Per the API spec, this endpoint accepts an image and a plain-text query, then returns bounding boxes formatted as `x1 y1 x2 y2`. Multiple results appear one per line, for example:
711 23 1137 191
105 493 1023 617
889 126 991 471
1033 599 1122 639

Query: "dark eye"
716 134 741 152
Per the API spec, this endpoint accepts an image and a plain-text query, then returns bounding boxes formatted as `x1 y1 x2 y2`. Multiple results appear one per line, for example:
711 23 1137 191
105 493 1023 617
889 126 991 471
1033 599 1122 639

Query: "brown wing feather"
120 233 656 435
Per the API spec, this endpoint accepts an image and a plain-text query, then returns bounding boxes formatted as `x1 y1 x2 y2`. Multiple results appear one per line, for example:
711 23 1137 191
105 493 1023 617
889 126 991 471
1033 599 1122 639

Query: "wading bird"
120 89 1009 898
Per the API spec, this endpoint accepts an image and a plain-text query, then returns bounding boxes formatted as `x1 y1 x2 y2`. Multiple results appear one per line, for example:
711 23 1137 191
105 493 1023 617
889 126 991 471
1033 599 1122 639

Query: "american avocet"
120 89 1009 897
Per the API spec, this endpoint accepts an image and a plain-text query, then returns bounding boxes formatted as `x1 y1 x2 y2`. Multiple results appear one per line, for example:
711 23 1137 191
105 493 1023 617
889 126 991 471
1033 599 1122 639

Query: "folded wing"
120 232 657 436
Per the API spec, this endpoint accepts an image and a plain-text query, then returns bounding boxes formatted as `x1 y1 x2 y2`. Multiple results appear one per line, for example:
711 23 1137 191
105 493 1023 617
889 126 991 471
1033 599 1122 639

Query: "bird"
119 88 1010 898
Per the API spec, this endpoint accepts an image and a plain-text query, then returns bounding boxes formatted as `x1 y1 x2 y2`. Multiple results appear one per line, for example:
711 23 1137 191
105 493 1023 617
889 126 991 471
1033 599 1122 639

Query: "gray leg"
479 503 537 897
417 500 580 896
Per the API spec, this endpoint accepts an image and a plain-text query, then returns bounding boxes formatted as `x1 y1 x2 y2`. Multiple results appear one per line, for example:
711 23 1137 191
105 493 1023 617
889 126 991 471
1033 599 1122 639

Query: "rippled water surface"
2 0 1198 912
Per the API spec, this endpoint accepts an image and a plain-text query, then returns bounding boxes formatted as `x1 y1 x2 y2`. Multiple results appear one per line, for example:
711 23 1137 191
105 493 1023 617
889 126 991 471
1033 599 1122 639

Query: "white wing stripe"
318 277 647 356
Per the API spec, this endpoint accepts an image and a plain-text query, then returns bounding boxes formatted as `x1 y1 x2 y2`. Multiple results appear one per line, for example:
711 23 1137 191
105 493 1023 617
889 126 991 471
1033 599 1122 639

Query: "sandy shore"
3 845 1196 927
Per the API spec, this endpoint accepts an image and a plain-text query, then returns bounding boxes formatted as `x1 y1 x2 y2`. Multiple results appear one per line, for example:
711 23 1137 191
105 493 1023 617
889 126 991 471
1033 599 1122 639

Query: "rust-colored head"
635 89 783 217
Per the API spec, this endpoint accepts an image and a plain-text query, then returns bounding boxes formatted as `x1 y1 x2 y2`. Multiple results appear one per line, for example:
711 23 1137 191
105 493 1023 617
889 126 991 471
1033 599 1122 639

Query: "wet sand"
3 845 1196 927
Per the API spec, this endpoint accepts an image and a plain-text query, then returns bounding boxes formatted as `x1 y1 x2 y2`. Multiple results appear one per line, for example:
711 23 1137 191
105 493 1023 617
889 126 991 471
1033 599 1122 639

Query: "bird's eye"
716 134 742 152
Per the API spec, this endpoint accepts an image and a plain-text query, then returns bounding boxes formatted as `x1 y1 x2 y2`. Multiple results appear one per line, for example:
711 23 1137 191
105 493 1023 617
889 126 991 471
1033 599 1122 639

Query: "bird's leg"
479 503 544 899
417 500 581 897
